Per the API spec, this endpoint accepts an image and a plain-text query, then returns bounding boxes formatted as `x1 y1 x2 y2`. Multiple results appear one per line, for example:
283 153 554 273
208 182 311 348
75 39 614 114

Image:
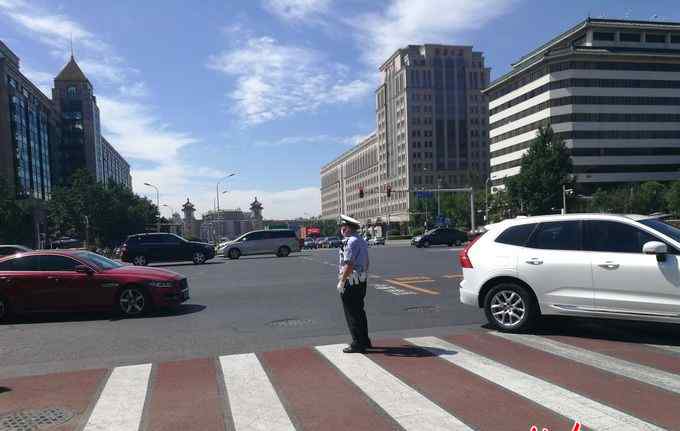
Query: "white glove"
337 279 346 294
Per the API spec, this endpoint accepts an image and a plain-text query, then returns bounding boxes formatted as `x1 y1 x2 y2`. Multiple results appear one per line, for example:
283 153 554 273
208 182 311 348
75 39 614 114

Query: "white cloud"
351 0 517 65
255 132 373 147
119 81 149 98
77 58 126 83
262 0 331 21
20 65 53 96
98 96 197 164
208 36 371 125
4 9 108 53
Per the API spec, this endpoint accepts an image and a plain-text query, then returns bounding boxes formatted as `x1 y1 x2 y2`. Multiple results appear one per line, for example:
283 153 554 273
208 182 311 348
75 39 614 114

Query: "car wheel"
192 251 206 264
422 240 430 248
132 255 148 266
484 283 537 332
277 246 291 257
0 295 9 322
228 248 241 260
117 286 149 316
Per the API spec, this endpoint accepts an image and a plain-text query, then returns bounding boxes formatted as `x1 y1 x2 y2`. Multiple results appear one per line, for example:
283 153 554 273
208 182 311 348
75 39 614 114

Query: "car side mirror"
643 241 668 262
75 265 94 274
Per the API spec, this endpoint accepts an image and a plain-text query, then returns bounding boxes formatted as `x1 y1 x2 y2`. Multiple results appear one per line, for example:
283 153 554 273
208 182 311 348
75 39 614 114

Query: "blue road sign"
416 191 434 199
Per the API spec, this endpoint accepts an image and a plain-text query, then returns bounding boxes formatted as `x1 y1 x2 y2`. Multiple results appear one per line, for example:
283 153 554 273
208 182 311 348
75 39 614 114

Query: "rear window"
495 223 537 246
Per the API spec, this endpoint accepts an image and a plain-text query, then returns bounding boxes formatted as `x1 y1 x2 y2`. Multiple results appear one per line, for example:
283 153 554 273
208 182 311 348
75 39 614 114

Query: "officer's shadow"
365 345 454 358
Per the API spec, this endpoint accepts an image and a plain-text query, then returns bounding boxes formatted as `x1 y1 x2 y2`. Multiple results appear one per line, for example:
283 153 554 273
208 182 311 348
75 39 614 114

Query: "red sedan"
0 250 189 321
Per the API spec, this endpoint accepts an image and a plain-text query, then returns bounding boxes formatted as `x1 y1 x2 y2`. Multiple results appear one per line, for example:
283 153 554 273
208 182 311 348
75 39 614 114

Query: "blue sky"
1 0 679 218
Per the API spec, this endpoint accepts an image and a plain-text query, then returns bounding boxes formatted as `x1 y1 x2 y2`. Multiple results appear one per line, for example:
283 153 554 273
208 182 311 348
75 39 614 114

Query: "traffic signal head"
359 187 364 198
386 186 392 198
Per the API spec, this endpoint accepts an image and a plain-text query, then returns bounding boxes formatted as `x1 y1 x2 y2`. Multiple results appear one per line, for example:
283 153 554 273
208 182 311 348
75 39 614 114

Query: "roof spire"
70 33 74 59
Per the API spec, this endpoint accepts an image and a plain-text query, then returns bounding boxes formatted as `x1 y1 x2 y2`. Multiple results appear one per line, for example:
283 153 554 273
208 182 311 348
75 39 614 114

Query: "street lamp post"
144 182 160 232
217 173 237 213
437 177 443 222
485 177 492 222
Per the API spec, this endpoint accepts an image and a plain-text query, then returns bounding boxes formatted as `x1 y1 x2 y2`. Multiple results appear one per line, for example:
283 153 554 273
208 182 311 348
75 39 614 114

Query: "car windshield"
639 218 680 243
75 251 124 270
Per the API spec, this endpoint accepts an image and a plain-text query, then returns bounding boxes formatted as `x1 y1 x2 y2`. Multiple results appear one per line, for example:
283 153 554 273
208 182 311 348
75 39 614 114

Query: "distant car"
315 237 330 248
411 227 467 248
369 237 385 246
218 229 300 260
51 238 83 249
303 237 317 249
0 245 32 257
327 237 342 248
0 250 189 320
120 233 215 266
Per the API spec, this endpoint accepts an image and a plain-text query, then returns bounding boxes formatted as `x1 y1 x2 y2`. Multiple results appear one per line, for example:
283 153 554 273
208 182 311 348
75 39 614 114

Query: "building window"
620 32 641 42
672 34 680 44
67 86 77 97
593 31 615 41
646 33 666 43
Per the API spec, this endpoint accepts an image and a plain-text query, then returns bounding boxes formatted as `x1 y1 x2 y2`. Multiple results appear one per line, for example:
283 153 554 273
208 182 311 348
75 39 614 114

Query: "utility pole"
562 184 574 215
144 182 160 232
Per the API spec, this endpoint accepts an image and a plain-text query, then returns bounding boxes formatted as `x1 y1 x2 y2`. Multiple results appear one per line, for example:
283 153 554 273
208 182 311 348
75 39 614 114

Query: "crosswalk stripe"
648 344 680 354
493 332 680 395
315 344 473 431
407 336 663 431
83 364 152 431
219 353 295 431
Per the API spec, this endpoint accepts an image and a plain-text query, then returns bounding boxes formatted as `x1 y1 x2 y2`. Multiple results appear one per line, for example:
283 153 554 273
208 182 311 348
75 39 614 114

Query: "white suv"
459 214 680 332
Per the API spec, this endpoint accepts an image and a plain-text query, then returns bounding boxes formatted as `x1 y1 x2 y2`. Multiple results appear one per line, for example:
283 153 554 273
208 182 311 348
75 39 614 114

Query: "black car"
120 233 215 266
411 227 467 248
0 244 31 257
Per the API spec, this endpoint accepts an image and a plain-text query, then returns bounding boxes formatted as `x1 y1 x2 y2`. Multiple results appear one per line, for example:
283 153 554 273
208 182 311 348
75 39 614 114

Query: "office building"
321 44 490 230
484 18 680 187
0 41 58 200
51 55 106 185
1 40 131 197
102 136 132 188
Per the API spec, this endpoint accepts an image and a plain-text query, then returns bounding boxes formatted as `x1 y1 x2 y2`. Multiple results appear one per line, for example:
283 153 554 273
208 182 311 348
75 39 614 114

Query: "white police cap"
338 214 361 228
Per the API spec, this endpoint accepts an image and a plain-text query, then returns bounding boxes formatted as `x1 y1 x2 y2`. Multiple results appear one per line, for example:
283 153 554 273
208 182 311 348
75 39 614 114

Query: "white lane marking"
316 344 472 431
373 283 417 295
407 336 663 431
492 332 680 395
83 364 151 431
219 353 295 431
647 344 680 354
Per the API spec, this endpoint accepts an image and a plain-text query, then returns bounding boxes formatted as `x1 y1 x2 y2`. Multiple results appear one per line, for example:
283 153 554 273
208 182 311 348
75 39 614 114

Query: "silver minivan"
218 229 300 259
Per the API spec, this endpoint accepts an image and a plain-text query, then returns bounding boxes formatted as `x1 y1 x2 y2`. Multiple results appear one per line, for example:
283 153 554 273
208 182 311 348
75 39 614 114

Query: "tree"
505 126 572 215
665 182 680 216
631 181 665 214
47 170 158 247
0 177 33 245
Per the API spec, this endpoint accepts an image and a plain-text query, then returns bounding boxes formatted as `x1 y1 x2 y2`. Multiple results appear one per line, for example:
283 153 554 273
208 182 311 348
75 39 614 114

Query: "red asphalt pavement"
1 328 679 431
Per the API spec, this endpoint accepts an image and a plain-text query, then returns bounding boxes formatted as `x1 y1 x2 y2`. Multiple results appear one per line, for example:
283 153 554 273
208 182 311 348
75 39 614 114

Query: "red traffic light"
386 186 392 198
359 187 364 198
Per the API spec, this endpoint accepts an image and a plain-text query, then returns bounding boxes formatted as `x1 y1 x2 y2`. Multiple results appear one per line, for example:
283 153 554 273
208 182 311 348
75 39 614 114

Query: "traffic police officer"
337 214 372 353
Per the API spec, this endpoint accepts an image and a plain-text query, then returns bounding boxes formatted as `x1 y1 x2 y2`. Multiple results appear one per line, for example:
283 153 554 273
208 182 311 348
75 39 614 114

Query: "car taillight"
459 234 483 269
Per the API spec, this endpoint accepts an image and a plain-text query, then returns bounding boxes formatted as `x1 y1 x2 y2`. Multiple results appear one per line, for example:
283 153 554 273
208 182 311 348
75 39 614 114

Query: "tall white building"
321 45 490 230
484 18 680 188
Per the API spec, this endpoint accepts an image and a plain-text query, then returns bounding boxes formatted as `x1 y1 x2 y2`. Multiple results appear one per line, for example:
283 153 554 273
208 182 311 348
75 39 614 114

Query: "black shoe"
343 345 366 353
